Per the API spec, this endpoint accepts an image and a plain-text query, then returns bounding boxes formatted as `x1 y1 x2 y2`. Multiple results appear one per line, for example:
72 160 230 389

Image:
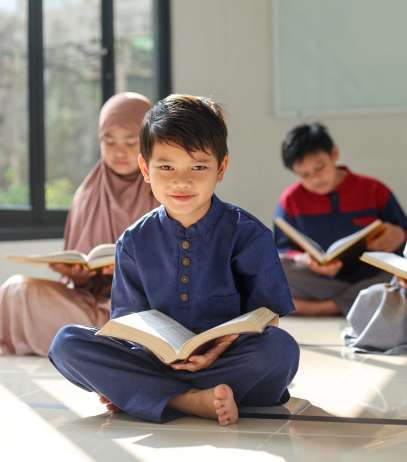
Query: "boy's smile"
138 142 228 228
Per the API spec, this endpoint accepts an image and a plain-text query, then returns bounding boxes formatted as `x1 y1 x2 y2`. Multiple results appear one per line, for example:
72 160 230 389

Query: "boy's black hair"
282 123 335 169
140 94 228 165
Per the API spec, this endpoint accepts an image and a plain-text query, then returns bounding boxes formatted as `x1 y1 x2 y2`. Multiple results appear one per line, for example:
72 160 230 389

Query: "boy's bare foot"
168 384 238 426
99 395 121 413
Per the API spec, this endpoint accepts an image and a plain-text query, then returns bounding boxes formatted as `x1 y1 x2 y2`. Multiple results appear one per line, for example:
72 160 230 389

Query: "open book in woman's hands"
96 307 278 364
4 243 115 270
275 218 384 265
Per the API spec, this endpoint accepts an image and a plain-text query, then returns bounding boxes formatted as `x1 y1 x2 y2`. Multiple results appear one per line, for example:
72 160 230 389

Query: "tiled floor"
2 316 407 461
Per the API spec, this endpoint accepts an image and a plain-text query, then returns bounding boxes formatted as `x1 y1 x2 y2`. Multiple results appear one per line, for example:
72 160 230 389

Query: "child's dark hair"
140 94 228 165
282 123 335 169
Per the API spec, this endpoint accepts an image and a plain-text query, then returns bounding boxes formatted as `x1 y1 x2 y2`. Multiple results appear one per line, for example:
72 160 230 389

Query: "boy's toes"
218 414 230 426
214 399 225 411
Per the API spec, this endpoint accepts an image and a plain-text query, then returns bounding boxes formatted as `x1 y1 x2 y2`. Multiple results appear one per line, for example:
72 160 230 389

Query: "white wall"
171 0 407 226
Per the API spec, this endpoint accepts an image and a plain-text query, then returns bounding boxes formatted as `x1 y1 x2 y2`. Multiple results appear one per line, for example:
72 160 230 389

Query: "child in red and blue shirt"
274 123 407 316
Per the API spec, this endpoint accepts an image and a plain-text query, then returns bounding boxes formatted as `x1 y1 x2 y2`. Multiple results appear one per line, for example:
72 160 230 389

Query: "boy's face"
100 125 140 175
292 147 341 195
138 142 228 228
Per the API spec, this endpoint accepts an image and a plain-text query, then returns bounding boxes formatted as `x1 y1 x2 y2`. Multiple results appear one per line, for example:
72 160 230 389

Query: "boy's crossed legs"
49 324 299 425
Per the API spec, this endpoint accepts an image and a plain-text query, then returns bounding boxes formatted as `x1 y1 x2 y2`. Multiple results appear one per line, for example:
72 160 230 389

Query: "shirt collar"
335 165 354 194
158 194 224 240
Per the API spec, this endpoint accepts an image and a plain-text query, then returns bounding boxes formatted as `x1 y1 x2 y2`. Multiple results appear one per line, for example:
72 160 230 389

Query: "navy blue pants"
48 325 300 423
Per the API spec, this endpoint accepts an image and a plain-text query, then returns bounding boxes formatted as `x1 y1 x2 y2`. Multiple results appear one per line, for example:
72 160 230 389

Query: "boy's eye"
192 165 207 171
159 165 173 170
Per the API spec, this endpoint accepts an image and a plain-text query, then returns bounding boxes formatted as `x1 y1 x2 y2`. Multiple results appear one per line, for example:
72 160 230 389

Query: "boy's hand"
308 257 343 277
170 334 239 372
49 263 96 286
397 278 407 289
367 223 406 252
296 253 343 277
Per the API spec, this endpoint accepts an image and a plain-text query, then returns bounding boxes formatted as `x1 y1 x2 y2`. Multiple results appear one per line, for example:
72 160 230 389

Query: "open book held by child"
96 307 278 364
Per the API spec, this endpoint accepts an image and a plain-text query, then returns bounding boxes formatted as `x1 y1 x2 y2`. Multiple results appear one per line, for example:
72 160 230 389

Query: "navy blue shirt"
111 195 294 333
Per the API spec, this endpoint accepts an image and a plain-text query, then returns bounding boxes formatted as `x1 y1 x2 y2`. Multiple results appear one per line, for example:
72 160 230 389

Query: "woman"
0 92 158 356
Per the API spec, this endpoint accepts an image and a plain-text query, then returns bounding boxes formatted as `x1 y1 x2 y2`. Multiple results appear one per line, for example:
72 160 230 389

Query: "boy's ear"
217 154 229 182
331 145 340 162
138 153 150 183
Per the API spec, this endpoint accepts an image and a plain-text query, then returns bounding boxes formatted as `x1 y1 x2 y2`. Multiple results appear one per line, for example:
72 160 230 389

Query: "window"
0 0 28 208
0 0 171 240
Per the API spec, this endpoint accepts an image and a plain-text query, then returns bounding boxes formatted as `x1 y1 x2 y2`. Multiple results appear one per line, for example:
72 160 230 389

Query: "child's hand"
397 277 407 289
49 263 96 286
367 223 406 252
307 257 343 277
170 334 239 372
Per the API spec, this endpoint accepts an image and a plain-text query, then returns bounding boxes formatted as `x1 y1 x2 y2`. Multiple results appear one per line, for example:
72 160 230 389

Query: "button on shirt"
112 195 294 333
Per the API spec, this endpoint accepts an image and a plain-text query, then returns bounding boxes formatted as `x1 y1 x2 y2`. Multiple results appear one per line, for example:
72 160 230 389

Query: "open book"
275 217 383 265
4 243 115 270
96 307 278 364
360 252 407 279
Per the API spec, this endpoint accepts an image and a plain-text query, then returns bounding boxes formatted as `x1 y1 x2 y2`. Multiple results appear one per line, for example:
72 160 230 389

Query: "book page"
275 218 325 261
115 310 196 353
180 307 276 360
360 252 407 279
87 243 116 262
5 250 86 265
326 220 382 258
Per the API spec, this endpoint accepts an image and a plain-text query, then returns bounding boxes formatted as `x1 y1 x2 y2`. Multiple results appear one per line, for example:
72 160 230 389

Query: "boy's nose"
172 171 192 185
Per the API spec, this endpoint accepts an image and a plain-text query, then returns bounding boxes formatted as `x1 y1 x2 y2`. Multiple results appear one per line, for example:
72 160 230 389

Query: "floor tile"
280 316 347 346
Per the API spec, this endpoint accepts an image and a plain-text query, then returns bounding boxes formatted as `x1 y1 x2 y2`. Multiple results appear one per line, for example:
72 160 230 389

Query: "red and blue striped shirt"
274 167 407 281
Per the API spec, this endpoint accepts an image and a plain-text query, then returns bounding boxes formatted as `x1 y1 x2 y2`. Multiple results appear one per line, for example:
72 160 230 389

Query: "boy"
274 123 407 316
49 95 299 426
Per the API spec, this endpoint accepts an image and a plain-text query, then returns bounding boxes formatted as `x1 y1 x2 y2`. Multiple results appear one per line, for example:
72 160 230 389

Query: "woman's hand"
101 264 115 276
295 252 343 277
49 263 96 286
170 334 239 372
367 223 406 252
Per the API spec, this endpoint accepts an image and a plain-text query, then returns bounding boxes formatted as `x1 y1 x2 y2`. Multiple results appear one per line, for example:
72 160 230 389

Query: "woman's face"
100 125 140 175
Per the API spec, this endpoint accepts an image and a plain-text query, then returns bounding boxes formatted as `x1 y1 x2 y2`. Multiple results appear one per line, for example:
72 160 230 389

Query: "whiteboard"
273 0 407 116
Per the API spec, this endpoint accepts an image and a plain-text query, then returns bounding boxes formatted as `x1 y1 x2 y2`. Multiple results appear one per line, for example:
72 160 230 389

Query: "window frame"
0 0 171 241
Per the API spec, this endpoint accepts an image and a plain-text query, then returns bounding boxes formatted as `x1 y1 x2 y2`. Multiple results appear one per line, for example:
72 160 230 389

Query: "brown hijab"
64 93 158 253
